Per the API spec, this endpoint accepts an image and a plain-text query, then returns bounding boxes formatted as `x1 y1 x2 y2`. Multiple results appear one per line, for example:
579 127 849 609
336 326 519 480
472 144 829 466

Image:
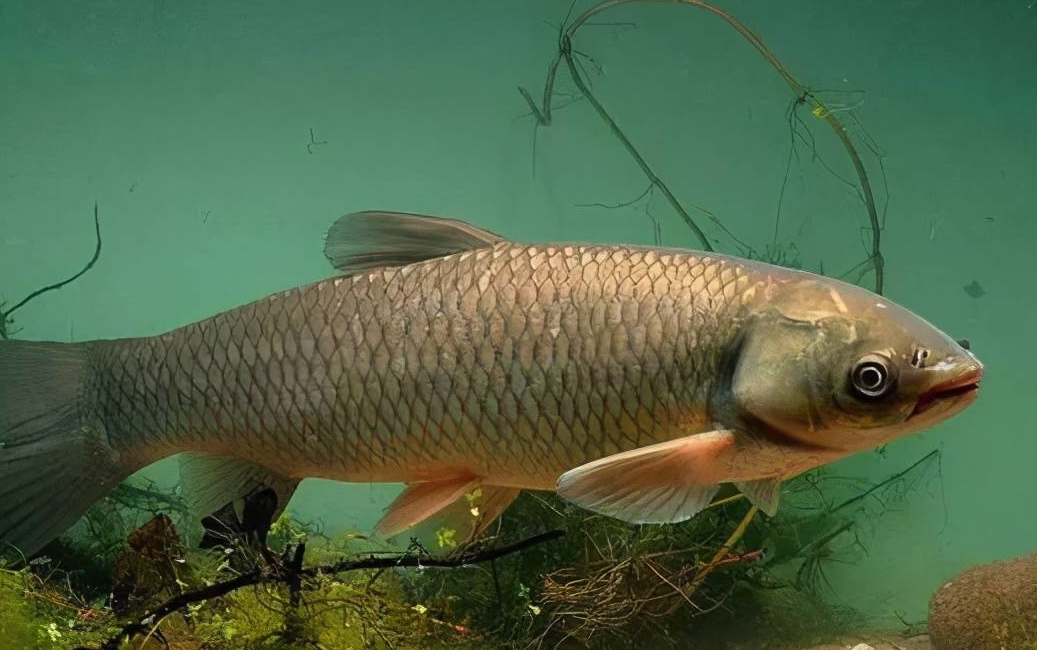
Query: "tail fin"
0 340 129 558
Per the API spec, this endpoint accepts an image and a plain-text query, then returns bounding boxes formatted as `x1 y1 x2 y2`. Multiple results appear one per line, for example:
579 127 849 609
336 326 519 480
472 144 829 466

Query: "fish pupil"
860 367 882 389
851 358 892 398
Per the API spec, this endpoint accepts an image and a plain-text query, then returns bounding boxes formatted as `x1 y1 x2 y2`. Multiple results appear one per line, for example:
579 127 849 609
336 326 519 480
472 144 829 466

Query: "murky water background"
1 0 1033 627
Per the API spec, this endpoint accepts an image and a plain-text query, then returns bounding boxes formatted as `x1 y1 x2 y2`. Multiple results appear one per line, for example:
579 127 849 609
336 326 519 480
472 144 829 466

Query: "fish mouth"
910 365 983 418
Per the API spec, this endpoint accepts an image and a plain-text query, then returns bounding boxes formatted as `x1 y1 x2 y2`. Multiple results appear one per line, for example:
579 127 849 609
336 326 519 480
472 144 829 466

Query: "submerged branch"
831 448 940 516
559 35 714 251
684 504 758 600
75 529 565 650
0 202 103 338
520 0 885 293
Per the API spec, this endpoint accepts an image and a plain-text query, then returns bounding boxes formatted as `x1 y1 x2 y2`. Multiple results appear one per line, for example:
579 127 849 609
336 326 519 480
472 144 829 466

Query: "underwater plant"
66 525 563 650
520 0 889 292
0 446 936 650
0 203 102 341
392 451 937 650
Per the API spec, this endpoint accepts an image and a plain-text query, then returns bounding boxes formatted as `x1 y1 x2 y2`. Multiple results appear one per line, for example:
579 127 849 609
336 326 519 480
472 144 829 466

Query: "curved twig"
559 35 714 251
521 0 885 293
0 202 102 338
683 504 758 599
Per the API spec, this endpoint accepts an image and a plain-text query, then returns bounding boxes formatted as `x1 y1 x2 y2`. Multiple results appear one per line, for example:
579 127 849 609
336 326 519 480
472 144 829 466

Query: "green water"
1 0 1033 639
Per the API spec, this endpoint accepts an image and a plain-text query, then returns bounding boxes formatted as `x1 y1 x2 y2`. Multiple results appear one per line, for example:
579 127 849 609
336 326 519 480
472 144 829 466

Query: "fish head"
730 275 983 453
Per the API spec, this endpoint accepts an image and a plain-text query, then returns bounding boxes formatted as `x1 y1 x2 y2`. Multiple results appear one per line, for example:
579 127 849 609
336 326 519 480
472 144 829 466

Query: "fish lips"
909 364 983 420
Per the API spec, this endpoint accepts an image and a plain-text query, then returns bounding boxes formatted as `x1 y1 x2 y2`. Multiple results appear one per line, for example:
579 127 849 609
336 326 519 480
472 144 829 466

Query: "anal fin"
179 453 299 547
556 430 738 525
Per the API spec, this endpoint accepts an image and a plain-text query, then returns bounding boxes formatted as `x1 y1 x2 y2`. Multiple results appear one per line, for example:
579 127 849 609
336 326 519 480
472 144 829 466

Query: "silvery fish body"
98 241 744 486
0 212 983 556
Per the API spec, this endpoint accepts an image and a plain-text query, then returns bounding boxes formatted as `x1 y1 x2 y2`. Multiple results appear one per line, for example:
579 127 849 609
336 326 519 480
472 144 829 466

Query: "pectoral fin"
556 430 737 524
734 478 782 516
404 485 522 549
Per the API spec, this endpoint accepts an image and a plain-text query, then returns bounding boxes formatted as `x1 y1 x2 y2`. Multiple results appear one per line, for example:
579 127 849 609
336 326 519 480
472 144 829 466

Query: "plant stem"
684 505 758 600
560 35 713 251
522 0 885 293
0 202 102 338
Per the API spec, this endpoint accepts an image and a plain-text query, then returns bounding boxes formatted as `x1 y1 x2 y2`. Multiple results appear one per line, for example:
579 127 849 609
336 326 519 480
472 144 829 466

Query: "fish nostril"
911 347 931 368
957 338 971 351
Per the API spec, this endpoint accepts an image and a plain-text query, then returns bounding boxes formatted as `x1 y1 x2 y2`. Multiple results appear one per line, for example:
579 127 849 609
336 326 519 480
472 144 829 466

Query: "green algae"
0 567 112 650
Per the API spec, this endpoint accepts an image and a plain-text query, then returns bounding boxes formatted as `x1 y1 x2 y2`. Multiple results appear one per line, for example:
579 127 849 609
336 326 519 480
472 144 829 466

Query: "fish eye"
850 355 895 399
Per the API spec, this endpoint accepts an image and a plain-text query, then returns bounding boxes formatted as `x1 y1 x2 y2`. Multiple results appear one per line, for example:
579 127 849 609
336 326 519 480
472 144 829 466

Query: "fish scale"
82 243 741 490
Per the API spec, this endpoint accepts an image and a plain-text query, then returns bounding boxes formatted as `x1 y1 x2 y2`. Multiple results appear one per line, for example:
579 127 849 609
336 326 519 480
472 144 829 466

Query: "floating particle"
963 280 985 299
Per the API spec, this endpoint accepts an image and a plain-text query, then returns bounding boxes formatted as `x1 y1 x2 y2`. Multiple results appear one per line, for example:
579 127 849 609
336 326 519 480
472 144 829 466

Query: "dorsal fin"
323 211 506 275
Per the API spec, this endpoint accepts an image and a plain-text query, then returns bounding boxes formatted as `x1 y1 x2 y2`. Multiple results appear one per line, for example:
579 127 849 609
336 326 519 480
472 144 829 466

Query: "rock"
797 635 930 650
929 553 1037 650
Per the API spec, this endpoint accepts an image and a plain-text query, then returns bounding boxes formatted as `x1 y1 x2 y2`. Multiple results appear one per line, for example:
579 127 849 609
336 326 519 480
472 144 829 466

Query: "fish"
0 211 983 557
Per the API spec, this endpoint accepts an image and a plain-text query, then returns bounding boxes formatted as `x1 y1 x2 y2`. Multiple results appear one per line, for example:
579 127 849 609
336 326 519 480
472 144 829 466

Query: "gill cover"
731 304 922 450
730 311 838 444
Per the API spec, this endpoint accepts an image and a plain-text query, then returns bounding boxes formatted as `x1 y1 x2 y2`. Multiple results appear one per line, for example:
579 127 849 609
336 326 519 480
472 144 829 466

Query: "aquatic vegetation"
0 446 936 650
750 450 943 595
0 203 102 341
0 553 488 650
0 562 109 650
60 509 560 650
23 478 192 602
520 0 888 292
0 301 19 340
392 450 938 649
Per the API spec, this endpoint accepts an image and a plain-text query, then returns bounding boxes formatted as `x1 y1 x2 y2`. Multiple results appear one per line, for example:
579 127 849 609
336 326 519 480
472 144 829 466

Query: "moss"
0 569 38 648
1 556 493 650
0 568 113 649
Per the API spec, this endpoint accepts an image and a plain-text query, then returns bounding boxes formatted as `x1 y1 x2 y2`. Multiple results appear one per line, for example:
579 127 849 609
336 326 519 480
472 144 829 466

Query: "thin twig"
684 505 758 599
830 449 940 515
520 0 885 293
75 530 564 650
1 202 102 338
